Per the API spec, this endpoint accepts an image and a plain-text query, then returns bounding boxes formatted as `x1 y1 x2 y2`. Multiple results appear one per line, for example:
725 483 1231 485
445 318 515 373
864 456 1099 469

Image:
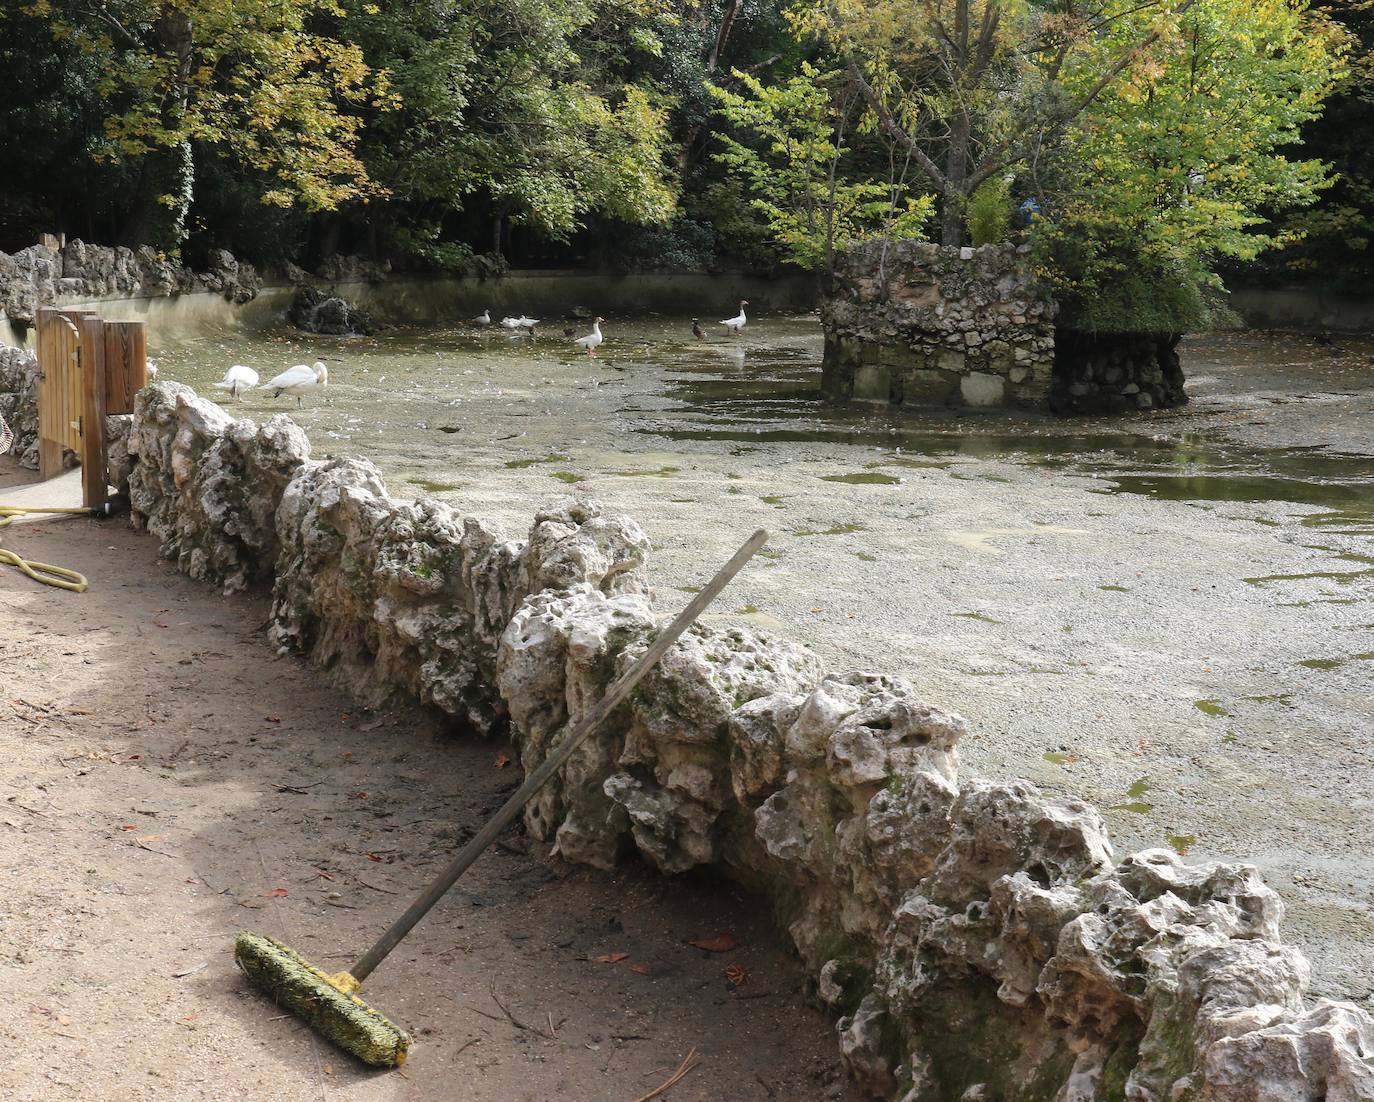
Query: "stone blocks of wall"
120 380 1374 1101
0 346 39 467
1051 330 1189 414
0 240 260 328
822 241 1057 410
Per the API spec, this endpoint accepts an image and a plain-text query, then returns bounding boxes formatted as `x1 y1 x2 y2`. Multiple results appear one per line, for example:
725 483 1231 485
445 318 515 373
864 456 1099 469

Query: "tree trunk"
941 112 970 247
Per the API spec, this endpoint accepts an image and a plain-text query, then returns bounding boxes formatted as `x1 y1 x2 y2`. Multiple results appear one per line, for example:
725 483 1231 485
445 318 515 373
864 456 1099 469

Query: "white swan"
473 308 491 326
720 300 748 334
261 361 328 408
213 364 258 399
573 317 604 357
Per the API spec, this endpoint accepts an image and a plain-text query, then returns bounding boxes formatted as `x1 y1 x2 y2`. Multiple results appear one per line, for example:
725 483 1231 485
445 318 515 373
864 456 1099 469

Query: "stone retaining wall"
0 346 39 466
1051 331 1189 414
821 241 1057 410
100 379 1374 1101
0 240 260 333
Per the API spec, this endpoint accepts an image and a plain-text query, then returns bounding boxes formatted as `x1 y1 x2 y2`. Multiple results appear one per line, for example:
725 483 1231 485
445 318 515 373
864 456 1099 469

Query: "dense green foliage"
1034 0 1349 328
1 0 1370 319
709 64 934 271
788 0 1347 328
1258 0 1374 286
966 177 1013 247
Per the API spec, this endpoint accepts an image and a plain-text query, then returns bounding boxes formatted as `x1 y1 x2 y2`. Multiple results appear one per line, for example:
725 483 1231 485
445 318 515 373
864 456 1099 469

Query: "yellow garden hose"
0 505 92 592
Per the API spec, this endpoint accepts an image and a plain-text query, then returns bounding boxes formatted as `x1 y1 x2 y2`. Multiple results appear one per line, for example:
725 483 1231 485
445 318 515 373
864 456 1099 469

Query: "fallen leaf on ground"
119 824 138 831
685 932 740 953
628 964 650 975
594 952 629 963
313 868 336 880
725 964 748 986
264 715 281 723
494 754 510 768
366 853 383 862
350 791 369 799
264 887 289 897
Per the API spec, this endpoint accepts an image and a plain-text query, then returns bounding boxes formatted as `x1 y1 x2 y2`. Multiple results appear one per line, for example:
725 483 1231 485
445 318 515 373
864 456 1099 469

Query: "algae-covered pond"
152 313 1374 1005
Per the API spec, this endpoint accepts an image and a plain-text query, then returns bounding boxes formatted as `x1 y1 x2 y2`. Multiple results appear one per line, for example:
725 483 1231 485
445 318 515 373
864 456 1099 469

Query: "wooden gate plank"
36 308 64 478
79 314 108 508
103 320 148 414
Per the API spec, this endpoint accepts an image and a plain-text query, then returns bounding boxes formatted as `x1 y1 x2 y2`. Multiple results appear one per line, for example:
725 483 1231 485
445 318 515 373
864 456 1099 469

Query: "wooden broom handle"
350 528 770 981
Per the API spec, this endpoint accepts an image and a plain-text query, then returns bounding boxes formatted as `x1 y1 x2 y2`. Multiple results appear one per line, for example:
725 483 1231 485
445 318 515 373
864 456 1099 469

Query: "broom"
236 528 769 1067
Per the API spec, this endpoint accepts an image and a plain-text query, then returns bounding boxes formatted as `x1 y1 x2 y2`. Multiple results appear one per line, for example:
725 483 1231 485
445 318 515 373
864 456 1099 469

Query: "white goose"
501 315 539 331
213 364 258 399
573 317 604 358
472 308 492 326
261 361 328 408
720 300 749 334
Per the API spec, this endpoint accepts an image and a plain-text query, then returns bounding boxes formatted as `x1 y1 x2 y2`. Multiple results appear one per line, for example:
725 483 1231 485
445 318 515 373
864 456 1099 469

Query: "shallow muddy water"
152 312 1374 1005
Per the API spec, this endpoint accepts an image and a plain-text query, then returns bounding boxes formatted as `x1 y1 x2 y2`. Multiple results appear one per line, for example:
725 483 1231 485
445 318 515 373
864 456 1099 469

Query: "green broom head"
235 931 411 1067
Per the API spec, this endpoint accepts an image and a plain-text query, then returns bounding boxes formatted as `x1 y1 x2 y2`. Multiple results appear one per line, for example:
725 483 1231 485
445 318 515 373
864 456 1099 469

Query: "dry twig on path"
487 982 552 1038
631 1047 700 1102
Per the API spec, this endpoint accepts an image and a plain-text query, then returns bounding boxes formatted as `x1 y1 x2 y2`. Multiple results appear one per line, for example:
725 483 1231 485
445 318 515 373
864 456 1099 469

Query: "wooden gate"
35 307 148 508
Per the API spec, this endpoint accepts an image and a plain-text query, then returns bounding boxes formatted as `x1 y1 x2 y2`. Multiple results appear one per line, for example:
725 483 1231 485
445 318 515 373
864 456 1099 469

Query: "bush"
966 177 1012 246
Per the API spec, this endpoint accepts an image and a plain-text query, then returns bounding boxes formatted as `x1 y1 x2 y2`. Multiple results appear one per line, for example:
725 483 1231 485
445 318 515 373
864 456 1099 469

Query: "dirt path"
0 470 858 1101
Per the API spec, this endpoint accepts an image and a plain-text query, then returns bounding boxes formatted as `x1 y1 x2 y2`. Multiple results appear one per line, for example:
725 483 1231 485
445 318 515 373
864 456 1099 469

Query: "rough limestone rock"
0 240 259 326
105 414 134 493
287 285 375 335
270 456 528 729
314 254 392 283
524 499 651 596
128 382 309 592
1189 999 1374 1101
110 379 1374 1102
0 345 39 467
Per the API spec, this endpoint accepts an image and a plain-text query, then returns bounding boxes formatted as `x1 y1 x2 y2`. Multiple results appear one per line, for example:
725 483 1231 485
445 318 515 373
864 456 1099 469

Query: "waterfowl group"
461 297 755 359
